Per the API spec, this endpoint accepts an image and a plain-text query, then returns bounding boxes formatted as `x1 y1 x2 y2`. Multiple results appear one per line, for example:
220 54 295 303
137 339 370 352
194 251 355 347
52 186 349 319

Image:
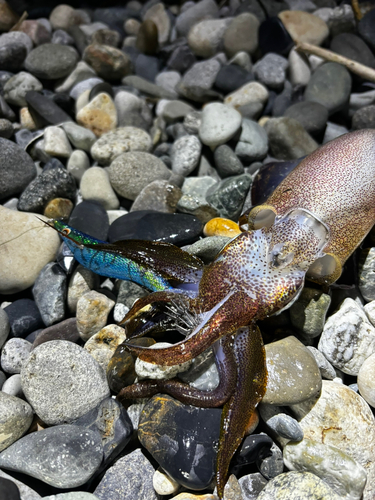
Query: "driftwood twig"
296 42 375 83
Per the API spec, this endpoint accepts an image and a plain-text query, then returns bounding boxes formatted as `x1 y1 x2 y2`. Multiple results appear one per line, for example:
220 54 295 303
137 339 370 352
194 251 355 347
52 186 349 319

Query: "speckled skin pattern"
266 129 375 265
45 130 375 499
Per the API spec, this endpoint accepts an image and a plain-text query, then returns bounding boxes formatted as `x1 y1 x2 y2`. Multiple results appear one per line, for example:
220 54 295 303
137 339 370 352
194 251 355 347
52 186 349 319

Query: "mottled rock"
0 138 36 201
171 135 202 176
3 298 43 338
199 103 242 149
76 291 115 341
77 92 118 137
3 72 43 107
32 262 67 327
0 425 103 488
0 392 33 452
359 248 375 302
289 287 331 338
84 325 126 372
357 352 375 407
206 173 252 220
238 473 268 500
188 18 232 59
0 308 10 350
263 336 321 405
224 81 268 116
25 44 79 80
83 44 131 81
131 180 182 213
253 53 288 91
91 126 152 165
21 340 110 425
1 338 32 375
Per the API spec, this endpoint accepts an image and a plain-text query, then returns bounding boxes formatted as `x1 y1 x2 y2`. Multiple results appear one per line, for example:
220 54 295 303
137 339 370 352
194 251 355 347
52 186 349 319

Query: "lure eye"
62 228 71 235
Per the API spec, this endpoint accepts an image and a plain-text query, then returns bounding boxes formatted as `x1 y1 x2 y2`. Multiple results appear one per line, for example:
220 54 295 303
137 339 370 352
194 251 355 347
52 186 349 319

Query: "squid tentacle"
117 334 238 408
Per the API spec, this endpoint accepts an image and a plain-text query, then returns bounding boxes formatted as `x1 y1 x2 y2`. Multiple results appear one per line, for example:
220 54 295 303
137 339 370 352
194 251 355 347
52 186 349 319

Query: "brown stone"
83 44 132 81
136 19 159 55
278 10 329 46
0 3 18 32
43 197 74 219
19 20 51 45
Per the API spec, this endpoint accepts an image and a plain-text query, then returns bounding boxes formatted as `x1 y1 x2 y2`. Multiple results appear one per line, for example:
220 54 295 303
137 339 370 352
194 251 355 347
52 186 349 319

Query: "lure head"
40 218 101 249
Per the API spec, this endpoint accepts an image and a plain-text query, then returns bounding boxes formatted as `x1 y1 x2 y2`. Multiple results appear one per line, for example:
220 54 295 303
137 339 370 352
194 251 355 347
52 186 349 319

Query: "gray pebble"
0 31 33 54
199 102 242 148
253 53 288 91
175 0 219 37
259 405 304 441
1 373 23 398
131 180 182 213
67 149 90 182
0 118 13 139
214 145 244 178
94 448 157 500
257 442 283 480
1 338 32 374
0 425 103 488
206 173 252 220
21 340 110 425
178 59 221 102
25 44 79 80
183 236 230 263
307 346 336 380
239 472 268 500
0 307 10 349
171 134 202 176
61 121 97 152
32 262 67 327
235 118 268 162
0 469 41 500
155 72 180 98
184 110 202 134
55 61 97 94
0 392 33 452
122 75 177 99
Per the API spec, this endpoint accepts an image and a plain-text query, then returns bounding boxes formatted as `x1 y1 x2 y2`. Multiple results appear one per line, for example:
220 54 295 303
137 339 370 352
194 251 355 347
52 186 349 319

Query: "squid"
45 129 375 498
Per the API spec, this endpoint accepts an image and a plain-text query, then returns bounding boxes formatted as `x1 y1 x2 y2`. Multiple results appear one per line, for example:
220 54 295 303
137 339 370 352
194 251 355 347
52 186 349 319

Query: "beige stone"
0 207 60 294
224 81 268 111
76 92 118 136
278 10 329 46
84 324 126 371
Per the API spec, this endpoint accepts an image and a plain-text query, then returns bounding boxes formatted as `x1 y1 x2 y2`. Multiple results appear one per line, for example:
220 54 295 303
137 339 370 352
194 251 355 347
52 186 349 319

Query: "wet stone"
0 137 36 201
72 397 133 472
94 448 157 500
231 434 273 476
32 262 67 327
108 211 203 245
263 336 321 405
4 299 43 338
69 200 109 241
206 173 252 220
306 346 336 380
138 394 221 490
76 291 115 342
18 164 76 213
25 44 79 80
238 473 268 500
1 338 32 375
257 442 284 480
259 405 303 441
0 392 33 452
0 425 103 489
21 340 110 425
32 318 80 349
183 236 230 263
289 287 331 338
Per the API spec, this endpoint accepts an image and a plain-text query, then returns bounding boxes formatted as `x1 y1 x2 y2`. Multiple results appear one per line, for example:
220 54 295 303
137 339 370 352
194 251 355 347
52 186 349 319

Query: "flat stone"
0 392 33 452
263 336 321 405
17 164 76 213
25 44 79 80
21 340 110 425
304 62 351 115
223 13 260 58
84 325 126 372
3 72 43 107
264 116 318 160
25 90 73 126
289 287 331 338
108 151 170 199
0 138 36 201
122 75 177 99
278 10 329 45
76 92 118 137
91 126 152 165
0 209 60 294
318 298 375 375
61 121 96 152
33 318 80 349
257 471 340 499
55 61 97 94
94 448 157 500
199 103 242 149
175 0 219 37
291 381 375 500
0 425 103 488
178 59 221 102
284 438 367 500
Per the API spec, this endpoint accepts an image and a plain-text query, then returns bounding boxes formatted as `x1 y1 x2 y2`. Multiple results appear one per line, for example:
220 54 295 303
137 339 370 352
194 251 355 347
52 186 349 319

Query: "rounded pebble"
358 352 375 407
203 218 241 238
80 166 119 210
1 338 33 374
199 103 242 149
25 44 79 80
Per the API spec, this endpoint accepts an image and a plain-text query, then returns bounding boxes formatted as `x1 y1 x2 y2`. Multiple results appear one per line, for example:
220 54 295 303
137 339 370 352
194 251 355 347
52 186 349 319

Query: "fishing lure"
45 129 375 498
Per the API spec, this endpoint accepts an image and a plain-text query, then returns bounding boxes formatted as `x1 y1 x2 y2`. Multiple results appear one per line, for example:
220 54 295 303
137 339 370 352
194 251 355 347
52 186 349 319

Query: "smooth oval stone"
199 103 242 149
283 438 367 500
67 265 100 314
223 13 259 58
0 138 36 201
291 381 375 500
4 299 43 338
25 44 79 80
108 211 203 245
259 404 303 441
0 392 33 452
283 101 328 141
138 394 221 490
80 166 119 210
69 200 109 241
32 262 67 327
257 471 340 500
72 397 133 472
263 336 321 405
214 64 254 95
0 425 103 488
83 44 131 81
44 197 74 219
76 291 115 342
17 164 76 213
153 468 179 496
1 374 23 398
171 135 202 176
21 340 110 425
231 434 273 476
32 318 80 349
94 448 158 500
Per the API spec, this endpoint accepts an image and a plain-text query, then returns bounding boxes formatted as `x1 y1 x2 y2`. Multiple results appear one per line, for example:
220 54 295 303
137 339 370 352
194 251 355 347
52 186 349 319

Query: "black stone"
256 442 283 479
72 397 133 473
43 157 65 172
0 477 20 500
0 138 36 201
358 9 375 52
56 242 75 274
230 434 273 476
52 93 76 119
138 395 221 490
33 318 80 349
0 95 16 122
258 17 294 56
108 211 203 246
89 82 114 102
69 200 110 241
214 145 244 178
0 42 27 72
17 164 76 213
25 91 73 127
272 81 292 117
251 158 303 206
4 299 44 338
167 44 197 74
330 33 375 70
283 101 328 141
214 64 254 94
135 54 160 82
25 328 43 344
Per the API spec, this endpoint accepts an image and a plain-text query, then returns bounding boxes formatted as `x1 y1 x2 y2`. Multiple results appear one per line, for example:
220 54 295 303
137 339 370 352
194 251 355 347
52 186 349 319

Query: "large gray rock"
25 44 79 80
0 392 33 452
0 138 36 201
21 340 110 425
0 425 103 488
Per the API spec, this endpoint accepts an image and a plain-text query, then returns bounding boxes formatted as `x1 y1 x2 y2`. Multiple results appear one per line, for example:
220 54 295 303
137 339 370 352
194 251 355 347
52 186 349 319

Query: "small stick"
296 42 375 83
10 11 28 31
351 0 363 20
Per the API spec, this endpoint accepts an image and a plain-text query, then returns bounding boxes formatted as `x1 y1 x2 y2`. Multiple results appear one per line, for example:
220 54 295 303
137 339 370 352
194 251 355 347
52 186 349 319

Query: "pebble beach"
1 0 375 499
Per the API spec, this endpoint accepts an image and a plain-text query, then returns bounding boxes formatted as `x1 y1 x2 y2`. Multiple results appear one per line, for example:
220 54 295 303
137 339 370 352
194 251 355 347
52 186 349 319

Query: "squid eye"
62 228 70 235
